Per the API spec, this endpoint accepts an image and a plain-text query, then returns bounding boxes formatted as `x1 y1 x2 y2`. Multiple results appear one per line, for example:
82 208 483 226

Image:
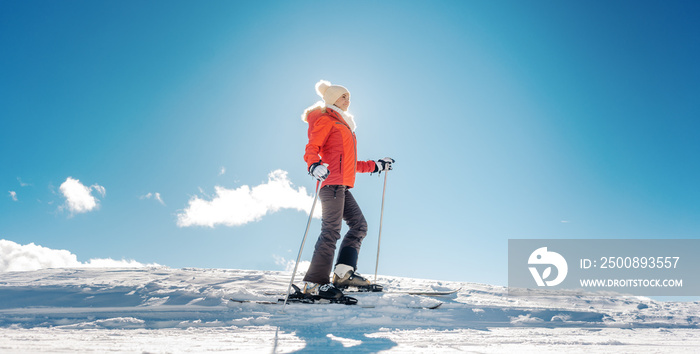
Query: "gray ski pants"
303 185 368 284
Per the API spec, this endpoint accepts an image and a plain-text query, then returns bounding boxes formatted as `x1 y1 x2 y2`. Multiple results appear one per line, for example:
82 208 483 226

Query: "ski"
342 287 461 296
230 284 447 308
383 288 461 296
229 297 357 305
229 298 279 305
361 302 443 310
264 287 460 297
229 297 442 309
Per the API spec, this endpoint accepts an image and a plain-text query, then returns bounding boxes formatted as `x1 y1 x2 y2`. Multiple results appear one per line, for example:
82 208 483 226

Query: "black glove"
374 157 395 172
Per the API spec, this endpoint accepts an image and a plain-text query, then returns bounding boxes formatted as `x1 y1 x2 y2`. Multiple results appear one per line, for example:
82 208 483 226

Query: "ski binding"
230 284 357 306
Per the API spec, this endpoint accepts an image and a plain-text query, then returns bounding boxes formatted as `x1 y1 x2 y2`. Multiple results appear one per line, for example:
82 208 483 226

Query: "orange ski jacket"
303 107 376 188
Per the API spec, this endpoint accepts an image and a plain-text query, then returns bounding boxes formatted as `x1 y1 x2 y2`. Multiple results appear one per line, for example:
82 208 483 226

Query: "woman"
301 80 394 299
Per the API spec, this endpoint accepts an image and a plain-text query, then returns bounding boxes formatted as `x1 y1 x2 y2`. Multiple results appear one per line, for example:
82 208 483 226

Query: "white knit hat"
315 80 349 106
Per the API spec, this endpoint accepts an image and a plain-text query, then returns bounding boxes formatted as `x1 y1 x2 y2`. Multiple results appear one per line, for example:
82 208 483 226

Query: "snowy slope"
1 267 699 353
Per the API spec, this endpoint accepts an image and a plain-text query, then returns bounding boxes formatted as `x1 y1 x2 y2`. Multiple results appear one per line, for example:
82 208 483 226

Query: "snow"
1 267 699 353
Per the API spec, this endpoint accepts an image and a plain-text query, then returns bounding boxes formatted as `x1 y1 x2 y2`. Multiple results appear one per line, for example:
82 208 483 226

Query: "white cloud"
9 191 18 201
0 239 159 272
177 170 321 228
59 177 106 215
140 192 165 205
17 177 31 187
274 255 310 274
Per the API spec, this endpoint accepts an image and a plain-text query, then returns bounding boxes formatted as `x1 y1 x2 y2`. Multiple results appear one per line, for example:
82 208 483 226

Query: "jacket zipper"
339 154 343 178
352 133 357 176
333 113 357 179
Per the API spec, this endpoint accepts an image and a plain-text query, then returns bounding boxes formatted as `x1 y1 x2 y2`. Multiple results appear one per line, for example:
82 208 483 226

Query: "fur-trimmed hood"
301 101 357 132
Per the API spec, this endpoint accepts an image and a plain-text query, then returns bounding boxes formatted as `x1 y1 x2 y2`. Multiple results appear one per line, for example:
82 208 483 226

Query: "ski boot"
332 264 383 292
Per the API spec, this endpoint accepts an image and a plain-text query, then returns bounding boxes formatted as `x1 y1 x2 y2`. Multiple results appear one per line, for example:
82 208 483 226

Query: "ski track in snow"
0 267 699 353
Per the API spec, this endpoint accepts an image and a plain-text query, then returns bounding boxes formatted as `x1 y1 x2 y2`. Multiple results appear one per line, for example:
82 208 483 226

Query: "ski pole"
374 170 388 284
283 180 322 308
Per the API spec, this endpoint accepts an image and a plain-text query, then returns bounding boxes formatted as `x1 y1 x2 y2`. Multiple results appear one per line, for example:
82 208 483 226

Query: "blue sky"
2 1 699 286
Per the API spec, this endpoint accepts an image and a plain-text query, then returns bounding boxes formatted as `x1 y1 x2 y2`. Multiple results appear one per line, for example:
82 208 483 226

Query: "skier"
301 80 394 300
